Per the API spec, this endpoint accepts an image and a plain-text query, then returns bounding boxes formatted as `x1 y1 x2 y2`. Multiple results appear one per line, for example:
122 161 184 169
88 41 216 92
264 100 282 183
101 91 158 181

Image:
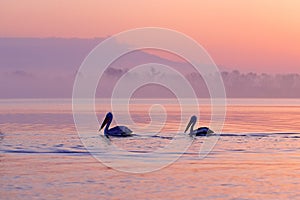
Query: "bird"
99 112 133 137
184 115 214 136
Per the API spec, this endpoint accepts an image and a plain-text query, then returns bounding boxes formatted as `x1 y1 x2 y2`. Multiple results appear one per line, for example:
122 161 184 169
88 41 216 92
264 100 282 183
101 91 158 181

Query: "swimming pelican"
99 112 133 137
185 115 214 136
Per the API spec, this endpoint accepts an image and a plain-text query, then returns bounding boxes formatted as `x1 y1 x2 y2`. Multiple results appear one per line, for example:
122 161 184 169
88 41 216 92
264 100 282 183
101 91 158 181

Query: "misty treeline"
103 67 300 98
187 70 300 98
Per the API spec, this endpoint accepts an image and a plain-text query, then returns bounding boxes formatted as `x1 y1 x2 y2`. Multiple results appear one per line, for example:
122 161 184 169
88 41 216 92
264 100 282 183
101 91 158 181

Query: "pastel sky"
1 0 300 74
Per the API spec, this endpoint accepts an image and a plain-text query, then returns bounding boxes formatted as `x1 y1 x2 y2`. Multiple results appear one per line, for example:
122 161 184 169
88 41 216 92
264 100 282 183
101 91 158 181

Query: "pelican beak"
99 116 108 131
184 119 192 133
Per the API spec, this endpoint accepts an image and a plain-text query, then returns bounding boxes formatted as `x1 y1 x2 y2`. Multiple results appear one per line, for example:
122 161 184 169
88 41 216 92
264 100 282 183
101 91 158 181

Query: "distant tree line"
187 70 300 98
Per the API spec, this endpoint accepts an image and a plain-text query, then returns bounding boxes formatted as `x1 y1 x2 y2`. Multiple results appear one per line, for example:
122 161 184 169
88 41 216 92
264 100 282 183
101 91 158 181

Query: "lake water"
0 98 300 199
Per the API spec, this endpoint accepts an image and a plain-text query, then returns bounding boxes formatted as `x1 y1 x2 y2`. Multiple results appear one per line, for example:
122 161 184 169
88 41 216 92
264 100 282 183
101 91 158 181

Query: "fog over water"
1 38 299 98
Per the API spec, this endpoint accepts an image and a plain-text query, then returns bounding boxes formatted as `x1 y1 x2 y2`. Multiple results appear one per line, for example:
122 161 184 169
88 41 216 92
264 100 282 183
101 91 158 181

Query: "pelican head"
184 115 197 133
99 112 113 131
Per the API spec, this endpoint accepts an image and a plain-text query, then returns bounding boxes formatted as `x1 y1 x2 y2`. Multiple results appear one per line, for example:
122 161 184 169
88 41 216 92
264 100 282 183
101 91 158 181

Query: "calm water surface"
0 99 300 199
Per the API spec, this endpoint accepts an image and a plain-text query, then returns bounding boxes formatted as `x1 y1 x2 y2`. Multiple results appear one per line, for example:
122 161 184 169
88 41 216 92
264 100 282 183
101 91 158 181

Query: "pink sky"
0 0 300 73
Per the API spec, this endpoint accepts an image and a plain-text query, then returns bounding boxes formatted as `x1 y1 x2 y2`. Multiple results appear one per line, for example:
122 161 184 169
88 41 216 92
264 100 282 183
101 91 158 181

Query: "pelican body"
99 112 133 137
185 116 213 136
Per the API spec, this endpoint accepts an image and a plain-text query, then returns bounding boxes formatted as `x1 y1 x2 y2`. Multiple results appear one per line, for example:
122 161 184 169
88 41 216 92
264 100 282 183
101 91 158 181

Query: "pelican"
185 115 214 136
99 112 133 137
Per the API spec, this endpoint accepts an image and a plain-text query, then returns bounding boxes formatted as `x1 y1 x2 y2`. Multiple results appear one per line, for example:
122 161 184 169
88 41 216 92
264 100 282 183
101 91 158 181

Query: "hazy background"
0 1 299 98
0 38 299 98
